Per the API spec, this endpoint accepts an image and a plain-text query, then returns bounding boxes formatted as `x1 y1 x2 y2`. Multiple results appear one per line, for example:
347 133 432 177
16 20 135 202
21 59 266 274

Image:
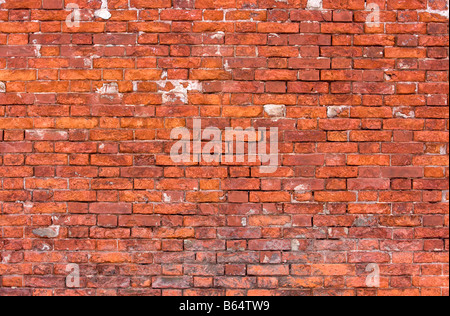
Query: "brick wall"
0 0 449 296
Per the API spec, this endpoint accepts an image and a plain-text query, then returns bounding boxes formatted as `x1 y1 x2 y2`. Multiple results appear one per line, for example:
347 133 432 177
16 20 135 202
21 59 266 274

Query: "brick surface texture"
0 0 449 297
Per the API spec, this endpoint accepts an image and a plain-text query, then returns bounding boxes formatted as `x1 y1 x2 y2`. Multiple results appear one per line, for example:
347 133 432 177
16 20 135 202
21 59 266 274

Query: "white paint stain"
397 60 413 69
95 0 112 20
293 184 311 203
241 218 247 227
307 0 322 10
215 45 221 56
0 82 5 93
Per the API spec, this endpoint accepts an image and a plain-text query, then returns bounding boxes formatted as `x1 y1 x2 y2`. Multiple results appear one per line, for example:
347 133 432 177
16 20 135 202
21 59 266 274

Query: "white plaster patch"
421 0 450 18
29 130 46 141
2 254 11 264
215 45 221 56
41 244 51 251
163 193 172 203
23 202 34 210
95 0 112 20
327 106 349 118
0 82 5 93
394 107 415 119
264 104 286 118
211 31 225 40
443 190 449 202
32 40 41 57
223 60 232 73
294 184 310 193
397 60 413 69
184 240 193 249
291 239 300 252
32 225 60 238
241 218 247 227
97 82 119 94
307 0 322 10
158 80 202 104
84 58 92 67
